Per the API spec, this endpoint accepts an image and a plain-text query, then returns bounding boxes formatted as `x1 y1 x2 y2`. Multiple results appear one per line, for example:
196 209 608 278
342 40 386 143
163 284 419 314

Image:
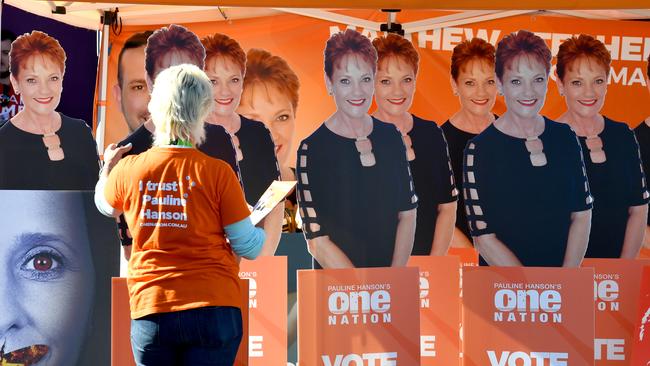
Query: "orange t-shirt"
104 146 250 319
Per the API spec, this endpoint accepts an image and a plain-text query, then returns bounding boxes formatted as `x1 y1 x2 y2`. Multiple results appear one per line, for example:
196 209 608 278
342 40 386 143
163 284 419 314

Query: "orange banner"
297 267 420 365
104 12 650 165
111 277 250 366
448 247 478 365
448 247 479 297
639 247 650 259
239 256 288 364
408 256 461 365
631 266 650 365
462 267 595 366
582 259 650 365
448 247 479 268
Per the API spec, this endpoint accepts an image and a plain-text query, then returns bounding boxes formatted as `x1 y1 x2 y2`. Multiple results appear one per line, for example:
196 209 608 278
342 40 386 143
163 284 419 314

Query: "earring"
453 91 458 96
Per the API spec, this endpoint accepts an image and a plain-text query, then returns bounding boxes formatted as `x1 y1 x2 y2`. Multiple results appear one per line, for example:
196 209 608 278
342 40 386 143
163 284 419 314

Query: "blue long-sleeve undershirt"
224 217 265 259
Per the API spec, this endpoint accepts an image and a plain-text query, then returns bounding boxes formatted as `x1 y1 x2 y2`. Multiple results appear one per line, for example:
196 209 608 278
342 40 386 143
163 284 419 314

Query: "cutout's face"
10 55 63 117
374 56 416 117
326 53 375 120
557 57 608 119
0 191 94 366
238 82 295 166
204 56 243 120
498 55 549 120
451 59 498 117
115 46 150 132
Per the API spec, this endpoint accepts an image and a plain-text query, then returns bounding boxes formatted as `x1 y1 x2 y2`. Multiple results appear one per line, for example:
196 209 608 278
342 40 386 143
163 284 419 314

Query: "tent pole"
96 21 110 155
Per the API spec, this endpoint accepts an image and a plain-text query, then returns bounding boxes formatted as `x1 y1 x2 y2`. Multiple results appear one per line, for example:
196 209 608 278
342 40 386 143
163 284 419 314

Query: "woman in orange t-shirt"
95 64 265 366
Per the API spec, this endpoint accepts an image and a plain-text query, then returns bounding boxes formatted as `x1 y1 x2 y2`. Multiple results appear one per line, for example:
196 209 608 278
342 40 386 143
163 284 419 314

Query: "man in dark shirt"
111 31 153 260
1 30 19 127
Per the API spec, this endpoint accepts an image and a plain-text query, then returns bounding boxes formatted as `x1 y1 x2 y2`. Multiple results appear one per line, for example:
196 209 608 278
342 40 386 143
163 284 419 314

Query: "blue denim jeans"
130 306 243 366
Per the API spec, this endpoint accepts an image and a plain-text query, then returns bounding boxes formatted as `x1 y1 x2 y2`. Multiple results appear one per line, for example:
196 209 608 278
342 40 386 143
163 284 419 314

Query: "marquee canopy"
5 1 650 30
19 0 650 9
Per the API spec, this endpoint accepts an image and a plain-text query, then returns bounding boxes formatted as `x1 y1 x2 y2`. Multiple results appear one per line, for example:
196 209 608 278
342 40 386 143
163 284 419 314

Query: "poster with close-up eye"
0 190 119 366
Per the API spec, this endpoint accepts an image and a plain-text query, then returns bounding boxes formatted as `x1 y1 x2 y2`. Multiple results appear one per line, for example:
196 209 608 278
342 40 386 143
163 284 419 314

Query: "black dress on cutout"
581 117 649 258
236 115 280 205
0 113 99 190
408 115 457 255
296 118 418 268
463 118 593 266
441 120 478 241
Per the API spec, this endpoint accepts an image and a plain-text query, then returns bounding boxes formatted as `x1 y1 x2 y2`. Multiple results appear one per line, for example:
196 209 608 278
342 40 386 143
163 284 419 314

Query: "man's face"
1 39 12 78
113 46 150 132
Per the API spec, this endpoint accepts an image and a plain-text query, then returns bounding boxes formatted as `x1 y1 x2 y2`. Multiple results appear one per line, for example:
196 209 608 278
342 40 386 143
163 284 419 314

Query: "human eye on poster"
0 190 117 366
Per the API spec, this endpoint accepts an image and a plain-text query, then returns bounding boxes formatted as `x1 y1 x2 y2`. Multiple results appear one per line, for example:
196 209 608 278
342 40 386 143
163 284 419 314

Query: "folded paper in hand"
249 180 297 225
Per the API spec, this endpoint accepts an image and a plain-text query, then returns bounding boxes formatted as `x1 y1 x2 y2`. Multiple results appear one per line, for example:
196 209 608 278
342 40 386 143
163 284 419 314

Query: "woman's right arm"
296 140 355 268
463 141 521 265
563 209 592 267
563 131 594 267
306 236 354 268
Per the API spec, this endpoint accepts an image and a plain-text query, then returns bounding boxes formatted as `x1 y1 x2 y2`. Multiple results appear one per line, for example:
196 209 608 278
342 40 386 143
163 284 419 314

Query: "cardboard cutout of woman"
372 33 458 256
441 38 498 249
296 29 418 269
238 48 301 232
556 34 649 259
236 48 304 356
463 30 593 267
201 35 283 256
0 31 99 190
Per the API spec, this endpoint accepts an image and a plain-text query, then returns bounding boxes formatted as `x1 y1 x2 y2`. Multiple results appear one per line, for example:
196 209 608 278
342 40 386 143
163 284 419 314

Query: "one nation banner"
462 267 595 366
582 258 650 365
407 256 461 366
298 267 420 365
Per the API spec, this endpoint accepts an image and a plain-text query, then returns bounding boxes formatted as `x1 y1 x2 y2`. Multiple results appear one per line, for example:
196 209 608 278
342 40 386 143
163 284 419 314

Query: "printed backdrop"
103 10 650 164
